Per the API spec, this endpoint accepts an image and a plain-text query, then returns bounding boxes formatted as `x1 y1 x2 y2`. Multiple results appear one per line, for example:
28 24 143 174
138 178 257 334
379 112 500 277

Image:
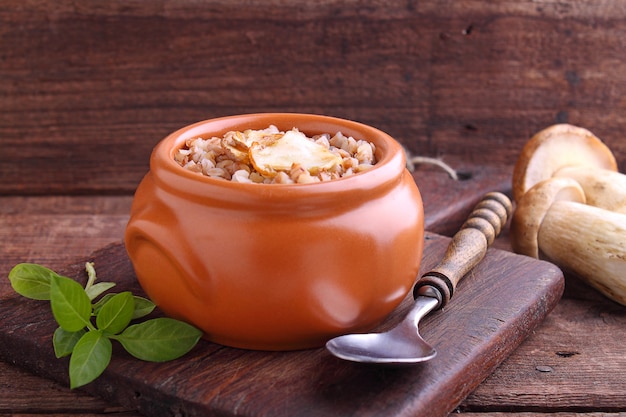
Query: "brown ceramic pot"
124 113 424 350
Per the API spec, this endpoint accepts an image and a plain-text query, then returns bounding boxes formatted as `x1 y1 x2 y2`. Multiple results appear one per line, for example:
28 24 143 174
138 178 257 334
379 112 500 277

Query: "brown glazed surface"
124 113 424 350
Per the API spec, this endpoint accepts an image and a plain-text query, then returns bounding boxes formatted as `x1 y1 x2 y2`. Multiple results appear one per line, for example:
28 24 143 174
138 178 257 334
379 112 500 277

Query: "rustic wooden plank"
0 361 134 415
0 197 132 304
0 195 134 215
0 236 563 417
0 213 129 274
461 297 626 413
2 0 625 194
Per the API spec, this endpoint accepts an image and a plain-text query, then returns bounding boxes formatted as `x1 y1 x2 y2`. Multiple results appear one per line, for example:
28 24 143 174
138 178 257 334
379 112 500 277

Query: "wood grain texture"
2 0 625 194
0 362 131 415
0 237 563 417
462 297 626 413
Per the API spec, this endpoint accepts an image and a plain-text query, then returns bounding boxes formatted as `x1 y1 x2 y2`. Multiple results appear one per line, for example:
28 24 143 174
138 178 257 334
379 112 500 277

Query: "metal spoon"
326 192 513 365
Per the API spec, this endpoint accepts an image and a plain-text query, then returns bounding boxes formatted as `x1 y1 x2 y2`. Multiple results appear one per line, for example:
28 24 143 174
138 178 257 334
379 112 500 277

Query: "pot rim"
150 113 407 203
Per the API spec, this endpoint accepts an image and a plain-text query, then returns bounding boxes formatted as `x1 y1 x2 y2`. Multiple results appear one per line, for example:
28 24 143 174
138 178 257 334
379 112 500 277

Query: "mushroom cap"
510 176 586 258
512 124 618 203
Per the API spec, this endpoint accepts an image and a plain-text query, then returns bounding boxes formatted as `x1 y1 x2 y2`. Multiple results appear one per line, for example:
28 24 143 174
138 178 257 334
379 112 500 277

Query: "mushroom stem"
510 177 586 258
554 166 626 213
538 200 626 305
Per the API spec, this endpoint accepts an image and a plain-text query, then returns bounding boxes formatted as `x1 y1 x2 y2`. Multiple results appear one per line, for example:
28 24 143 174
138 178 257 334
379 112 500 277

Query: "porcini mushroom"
512 123 626 212
511 123 626 306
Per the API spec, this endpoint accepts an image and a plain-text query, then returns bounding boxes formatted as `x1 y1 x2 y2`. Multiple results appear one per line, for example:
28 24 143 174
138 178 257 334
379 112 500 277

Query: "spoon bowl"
326 295 439 365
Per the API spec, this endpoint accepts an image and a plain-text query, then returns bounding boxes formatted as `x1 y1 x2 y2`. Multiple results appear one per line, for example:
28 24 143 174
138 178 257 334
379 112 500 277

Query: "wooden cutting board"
0 232 563 417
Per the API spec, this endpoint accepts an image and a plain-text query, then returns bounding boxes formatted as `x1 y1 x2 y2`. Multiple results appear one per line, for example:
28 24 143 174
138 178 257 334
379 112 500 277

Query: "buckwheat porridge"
173 125 378 184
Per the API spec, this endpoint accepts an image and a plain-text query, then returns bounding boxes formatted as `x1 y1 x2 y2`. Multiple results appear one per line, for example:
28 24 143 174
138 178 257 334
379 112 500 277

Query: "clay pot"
124 113 424 350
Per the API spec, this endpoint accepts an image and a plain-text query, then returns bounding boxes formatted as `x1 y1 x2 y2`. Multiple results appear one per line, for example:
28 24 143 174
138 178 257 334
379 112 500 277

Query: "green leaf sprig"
8 262 202 389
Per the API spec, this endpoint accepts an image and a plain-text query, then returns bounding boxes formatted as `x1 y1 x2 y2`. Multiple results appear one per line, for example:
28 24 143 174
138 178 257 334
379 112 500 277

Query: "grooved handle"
413 192 513 308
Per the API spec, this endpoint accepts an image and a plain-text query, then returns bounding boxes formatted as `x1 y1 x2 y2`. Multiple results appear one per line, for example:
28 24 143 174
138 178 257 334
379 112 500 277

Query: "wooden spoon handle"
413 192 513 309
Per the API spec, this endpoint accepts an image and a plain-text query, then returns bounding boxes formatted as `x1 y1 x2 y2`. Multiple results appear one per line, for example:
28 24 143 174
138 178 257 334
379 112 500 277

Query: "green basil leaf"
96 294 155 320
131 296 156 320
69 331 112 389
8 263 58 300
95 291 134 334
53 327 86 358
115 318 202 362
50 275 92 332
85 281 116 301
92 293 114 315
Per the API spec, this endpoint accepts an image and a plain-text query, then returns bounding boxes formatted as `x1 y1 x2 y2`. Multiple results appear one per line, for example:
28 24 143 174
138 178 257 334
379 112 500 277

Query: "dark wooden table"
2 165 625 416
